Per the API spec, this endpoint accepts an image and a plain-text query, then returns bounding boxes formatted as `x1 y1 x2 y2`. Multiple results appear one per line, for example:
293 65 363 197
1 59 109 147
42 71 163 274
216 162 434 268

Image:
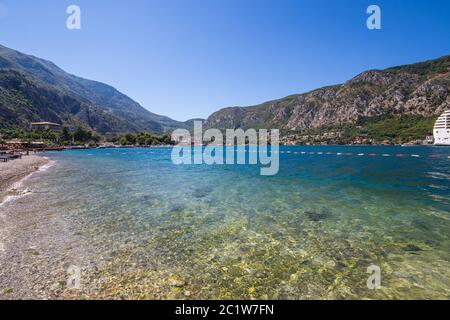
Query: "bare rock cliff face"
205 56 450 131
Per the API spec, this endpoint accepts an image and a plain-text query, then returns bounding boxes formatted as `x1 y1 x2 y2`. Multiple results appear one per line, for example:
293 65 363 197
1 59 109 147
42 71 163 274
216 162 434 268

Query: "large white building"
30 122 61 132
433 110 450 145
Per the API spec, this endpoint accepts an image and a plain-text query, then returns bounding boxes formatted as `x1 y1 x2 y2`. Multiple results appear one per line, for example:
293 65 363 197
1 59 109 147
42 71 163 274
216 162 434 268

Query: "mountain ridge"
1 43 449 144
0 44 189 134
205 55 449 143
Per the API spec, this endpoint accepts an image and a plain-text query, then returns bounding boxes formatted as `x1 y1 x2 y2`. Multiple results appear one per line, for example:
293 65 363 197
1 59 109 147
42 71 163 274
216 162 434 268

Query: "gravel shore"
0 154 83 300
0 155 49 204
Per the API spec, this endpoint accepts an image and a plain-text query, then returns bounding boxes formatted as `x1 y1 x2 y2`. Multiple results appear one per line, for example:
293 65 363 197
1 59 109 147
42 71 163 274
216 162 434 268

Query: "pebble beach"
0 155 50 205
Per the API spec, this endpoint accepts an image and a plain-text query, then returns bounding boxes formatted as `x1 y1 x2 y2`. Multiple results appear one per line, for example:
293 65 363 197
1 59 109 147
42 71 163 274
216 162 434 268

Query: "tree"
61 126 72 143
11 128 25 139
40 129 57 142
124 133 136 145
136 133 148 146
119 136 129 146
74 126 93 143
160 134 173 145
24 132 33 155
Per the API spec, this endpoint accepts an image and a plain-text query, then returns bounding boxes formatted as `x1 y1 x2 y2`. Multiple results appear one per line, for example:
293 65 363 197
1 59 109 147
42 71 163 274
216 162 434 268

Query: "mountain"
205 55 450 144
0 44 188 134
2 43 448 143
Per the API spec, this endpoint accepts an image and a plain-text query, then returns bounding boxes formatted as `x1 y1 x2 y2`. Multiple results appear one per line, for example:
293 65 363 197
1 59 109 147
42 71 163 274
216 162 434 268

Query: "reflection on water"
5 146 450 299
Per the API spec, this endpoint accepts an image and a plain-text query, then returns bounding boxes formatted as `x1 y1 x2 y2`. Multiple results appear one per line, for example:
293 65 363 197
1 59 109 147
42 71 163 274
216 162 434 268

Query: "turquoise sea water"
9 146 450 299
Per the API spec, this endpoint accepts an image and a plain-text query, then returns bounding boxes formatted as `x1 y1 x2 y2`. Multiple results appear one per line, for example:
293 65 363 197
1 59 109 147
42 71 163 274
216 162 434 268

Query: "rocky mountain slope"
205 55 449 143
1 43 448 143
0 44 188 134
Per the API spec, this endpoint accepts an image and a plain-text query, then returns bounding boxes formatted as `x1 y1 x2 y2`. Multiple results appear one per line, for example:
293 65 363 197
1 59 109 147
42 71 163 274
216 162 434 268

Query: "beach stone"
168 276 186 287
141 194 155 201
28 248 40 256
169 204 185 213
192 187 212 198
305 211 329 222
412 219 432 231
403 244 423 253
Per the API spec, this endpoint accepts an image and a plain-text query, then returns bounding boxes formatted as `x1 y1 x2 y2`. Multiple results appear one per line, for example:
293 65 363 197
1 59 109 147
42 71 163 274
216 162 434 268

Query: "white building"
433 110 450 145
30 122 61 132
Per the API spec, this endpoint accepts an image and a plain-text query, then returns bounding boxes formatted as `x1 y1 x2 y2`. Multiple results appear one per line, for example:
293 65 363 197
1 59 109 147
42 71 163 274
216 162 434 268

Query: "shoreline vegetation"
0 124 441 153
279 115 437 146
0 127 176 151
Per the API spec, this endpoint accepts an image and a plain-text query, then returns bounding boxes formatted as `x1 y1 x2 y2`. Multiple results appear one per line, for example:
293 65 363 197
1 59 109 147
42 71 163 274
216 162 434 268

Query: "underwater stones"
424 239 440 247
259 215 277 224
168 275 186 287
140 194 156 205
305 210 330 222
290 273 299 282
141 194 154 201
192 187 212 198
279 284 297 299
203 198 215 205
253 269 269 279
403 244 423 253
169 204 186 213
28 248 40 256
412 219 432 231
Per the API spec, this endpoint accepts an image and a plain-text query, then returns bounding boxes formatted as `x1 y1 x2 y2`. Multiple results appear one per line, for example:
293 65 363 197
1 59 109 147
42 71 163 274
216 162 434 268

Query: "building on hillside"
30 122 61 132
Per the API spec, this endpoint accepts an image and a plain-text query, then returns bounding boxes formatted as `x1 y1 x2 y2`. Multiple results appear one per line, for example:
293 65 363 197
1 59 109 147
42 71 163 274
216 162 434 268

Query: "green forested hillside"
0 44 189 134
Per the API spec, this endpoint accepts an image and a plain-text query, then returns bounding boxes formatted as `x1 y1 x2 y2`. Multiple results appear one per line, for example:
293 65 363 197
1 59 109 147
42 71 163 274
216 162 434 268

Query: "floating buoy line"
235 149 450 159
98 148 450 159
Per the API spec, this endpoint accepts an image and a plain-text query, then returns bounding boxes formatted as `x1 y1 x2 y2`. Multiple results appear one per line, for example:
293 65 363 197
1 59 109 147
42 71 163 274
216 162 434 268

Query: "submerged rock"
192 187 212 198
412 219 432 231
305 210 330 222
403 244 423 253
168 275 186 287
169 204 186 213
141 194 155 202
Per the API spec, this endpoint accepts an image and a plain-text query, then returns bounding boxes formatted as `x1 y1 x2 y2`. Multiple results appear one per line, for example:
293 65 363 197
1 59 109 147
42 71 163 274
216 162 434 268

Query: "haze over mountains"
0 43 449 141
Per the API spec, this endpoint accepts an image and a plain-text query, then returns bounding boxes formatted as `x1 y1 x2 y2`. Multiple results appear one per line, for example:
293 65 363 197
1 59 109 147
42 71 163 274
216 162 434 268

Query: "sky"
0 0 449 121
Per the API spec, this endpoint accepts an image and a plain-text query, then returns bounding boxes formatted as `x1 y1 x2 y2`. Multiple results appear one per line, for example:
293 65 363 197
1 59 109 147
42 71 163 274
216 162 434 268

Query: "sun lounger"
0 154 23 162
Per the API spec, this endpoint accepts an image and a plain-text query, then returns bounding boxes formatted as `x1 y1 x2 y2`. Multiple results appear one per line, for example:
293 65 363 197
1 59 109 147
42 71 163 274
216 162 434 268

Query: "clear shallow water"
6 146 450 299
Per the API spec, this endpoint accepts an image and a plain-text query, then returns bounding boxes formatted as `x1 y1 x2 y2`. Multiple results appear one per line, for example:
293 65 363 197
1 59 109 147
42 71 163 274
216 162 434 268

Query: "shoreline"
59 143 446 149
0 155 51 206
0 154 86 300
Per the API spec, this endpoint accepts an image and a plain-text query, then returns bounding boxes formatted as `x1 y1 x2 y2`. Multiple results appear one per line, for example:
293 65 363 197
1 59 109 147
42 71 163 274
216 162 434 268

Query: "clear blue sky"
1 0 449 121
